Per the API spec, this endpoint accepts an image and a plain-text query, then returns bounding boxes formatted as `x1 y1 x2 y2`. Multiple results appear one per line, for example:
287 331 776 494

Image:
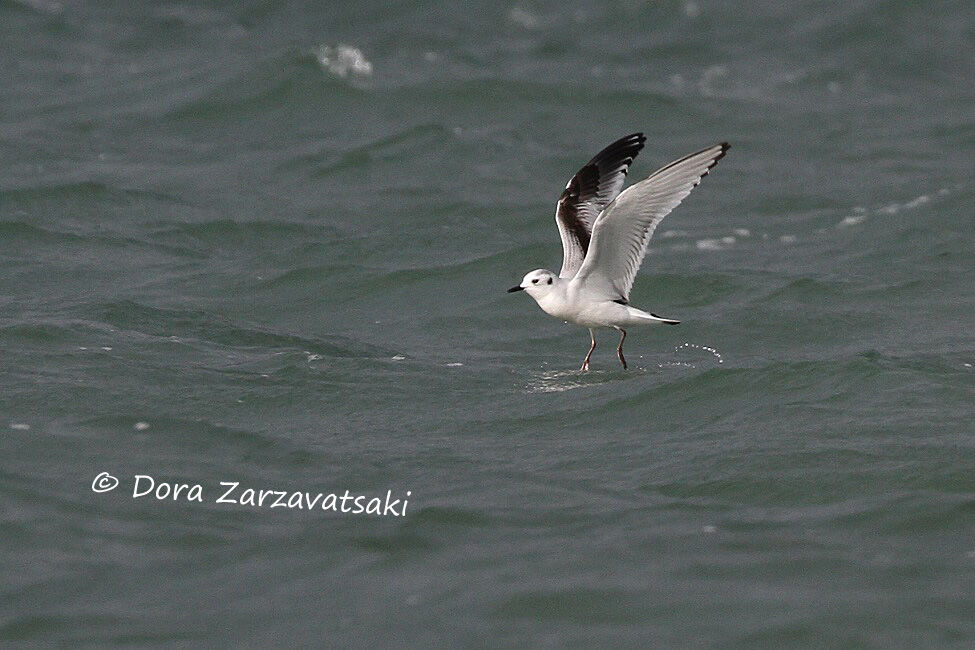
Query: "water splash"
659 342 724 369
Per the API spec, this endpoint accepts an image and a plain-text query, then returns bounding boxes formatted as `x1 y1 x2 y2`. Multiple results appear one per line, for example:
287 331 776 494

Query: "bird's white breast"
531 284 631 328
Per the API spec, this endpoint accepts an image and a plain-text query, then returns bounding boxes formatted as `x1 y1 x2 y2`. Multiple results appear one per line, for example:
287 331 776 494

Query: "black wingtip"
713 141 730 161
701 142 730 175
586 133 647 169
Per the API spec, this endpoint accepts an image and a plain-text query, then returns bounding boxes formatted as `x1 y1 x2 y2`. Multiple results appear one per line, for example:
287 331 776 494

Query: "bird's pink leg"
580 329 596 371
616 328 627 370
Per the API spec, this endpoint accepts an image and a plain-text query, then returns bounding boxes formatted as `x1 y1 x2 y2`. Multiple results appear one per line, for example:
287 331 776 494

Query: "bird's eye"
547 278 553 284
532 279 538 284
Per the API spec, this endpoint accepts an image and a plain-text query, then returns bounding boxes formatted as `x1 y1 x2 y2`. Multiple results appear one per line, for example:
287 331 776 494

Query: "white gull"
508 133 729 370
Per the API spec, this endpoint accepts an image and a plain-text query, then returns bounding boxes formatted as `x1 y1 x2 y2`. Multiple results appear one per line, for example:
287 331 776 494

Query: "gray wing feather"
573 143 729 301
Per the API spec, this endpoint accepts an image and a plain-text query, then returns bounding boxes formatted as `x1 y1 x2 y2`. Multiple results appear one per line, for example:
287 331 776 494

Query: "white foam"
445 362 463 367
698 65 728 97
316 45 373 78
696 238 724 251
733 228 751 237
20 0 62 14
508 7 539 29
133 421 150 431
10 423 30 431
838 215 866 227
842 191 941 228
878 193 930 215
904 195 931 209
779 234 797 244
696 236 735 250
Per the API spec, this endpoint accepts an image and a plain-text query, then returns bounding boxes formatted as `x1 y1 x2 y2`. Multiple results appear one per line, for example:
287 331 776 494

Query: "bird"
507 133 728 371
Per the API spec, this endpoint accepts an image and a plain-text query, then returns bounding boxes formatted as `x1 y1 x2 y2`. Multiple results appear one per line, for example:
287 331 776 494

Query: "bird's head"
508 269 558 299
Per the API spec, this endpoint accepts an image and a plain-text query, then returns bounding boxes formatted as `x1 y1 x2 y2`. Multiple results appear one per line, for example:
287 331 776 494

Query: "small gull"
508 133 729 370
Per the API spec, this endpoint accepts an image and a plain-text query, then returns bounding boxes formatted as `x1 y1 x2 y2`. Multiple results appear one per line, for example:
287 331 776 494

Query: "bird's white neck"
527 278 572 320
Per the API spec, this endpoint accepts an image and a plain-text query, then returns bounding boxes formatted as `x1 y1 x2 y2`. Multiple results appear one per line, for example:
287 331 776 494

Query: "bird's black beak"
507 285 524 293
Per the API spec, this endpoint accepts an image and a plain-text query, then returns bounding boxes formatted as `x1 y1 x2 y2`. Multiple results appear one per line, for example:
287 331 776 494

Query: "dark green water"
2 0 973 646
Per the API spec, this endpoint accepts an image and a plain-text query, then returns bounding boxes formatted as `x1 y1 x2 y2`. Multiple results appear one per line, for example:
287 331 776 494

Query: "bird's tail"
634 309 680 325
648 312 680 325
629 308 680 325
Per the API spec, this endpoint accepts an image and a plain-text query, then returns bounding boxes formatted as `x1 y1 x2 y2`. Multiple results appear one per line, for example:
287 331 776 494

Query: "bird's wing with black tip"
574 143 729 302
555 133 646 279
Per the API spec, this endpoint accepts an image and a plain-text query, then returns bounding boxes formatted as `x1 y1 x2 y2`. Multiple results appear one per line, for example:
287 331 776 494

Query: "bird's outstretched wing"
555 133 646 278
573 143 729 302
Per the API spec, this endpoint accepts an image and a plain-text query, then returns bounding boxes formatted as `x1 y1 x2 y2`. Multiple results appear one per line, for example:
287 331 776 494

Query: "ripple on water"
523 341 725 393
525 368 635 394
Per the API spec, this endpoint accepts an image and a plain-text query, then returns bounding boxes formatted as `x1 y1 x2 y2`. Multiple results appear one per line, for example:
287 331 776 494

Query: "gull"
508 133 729 370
